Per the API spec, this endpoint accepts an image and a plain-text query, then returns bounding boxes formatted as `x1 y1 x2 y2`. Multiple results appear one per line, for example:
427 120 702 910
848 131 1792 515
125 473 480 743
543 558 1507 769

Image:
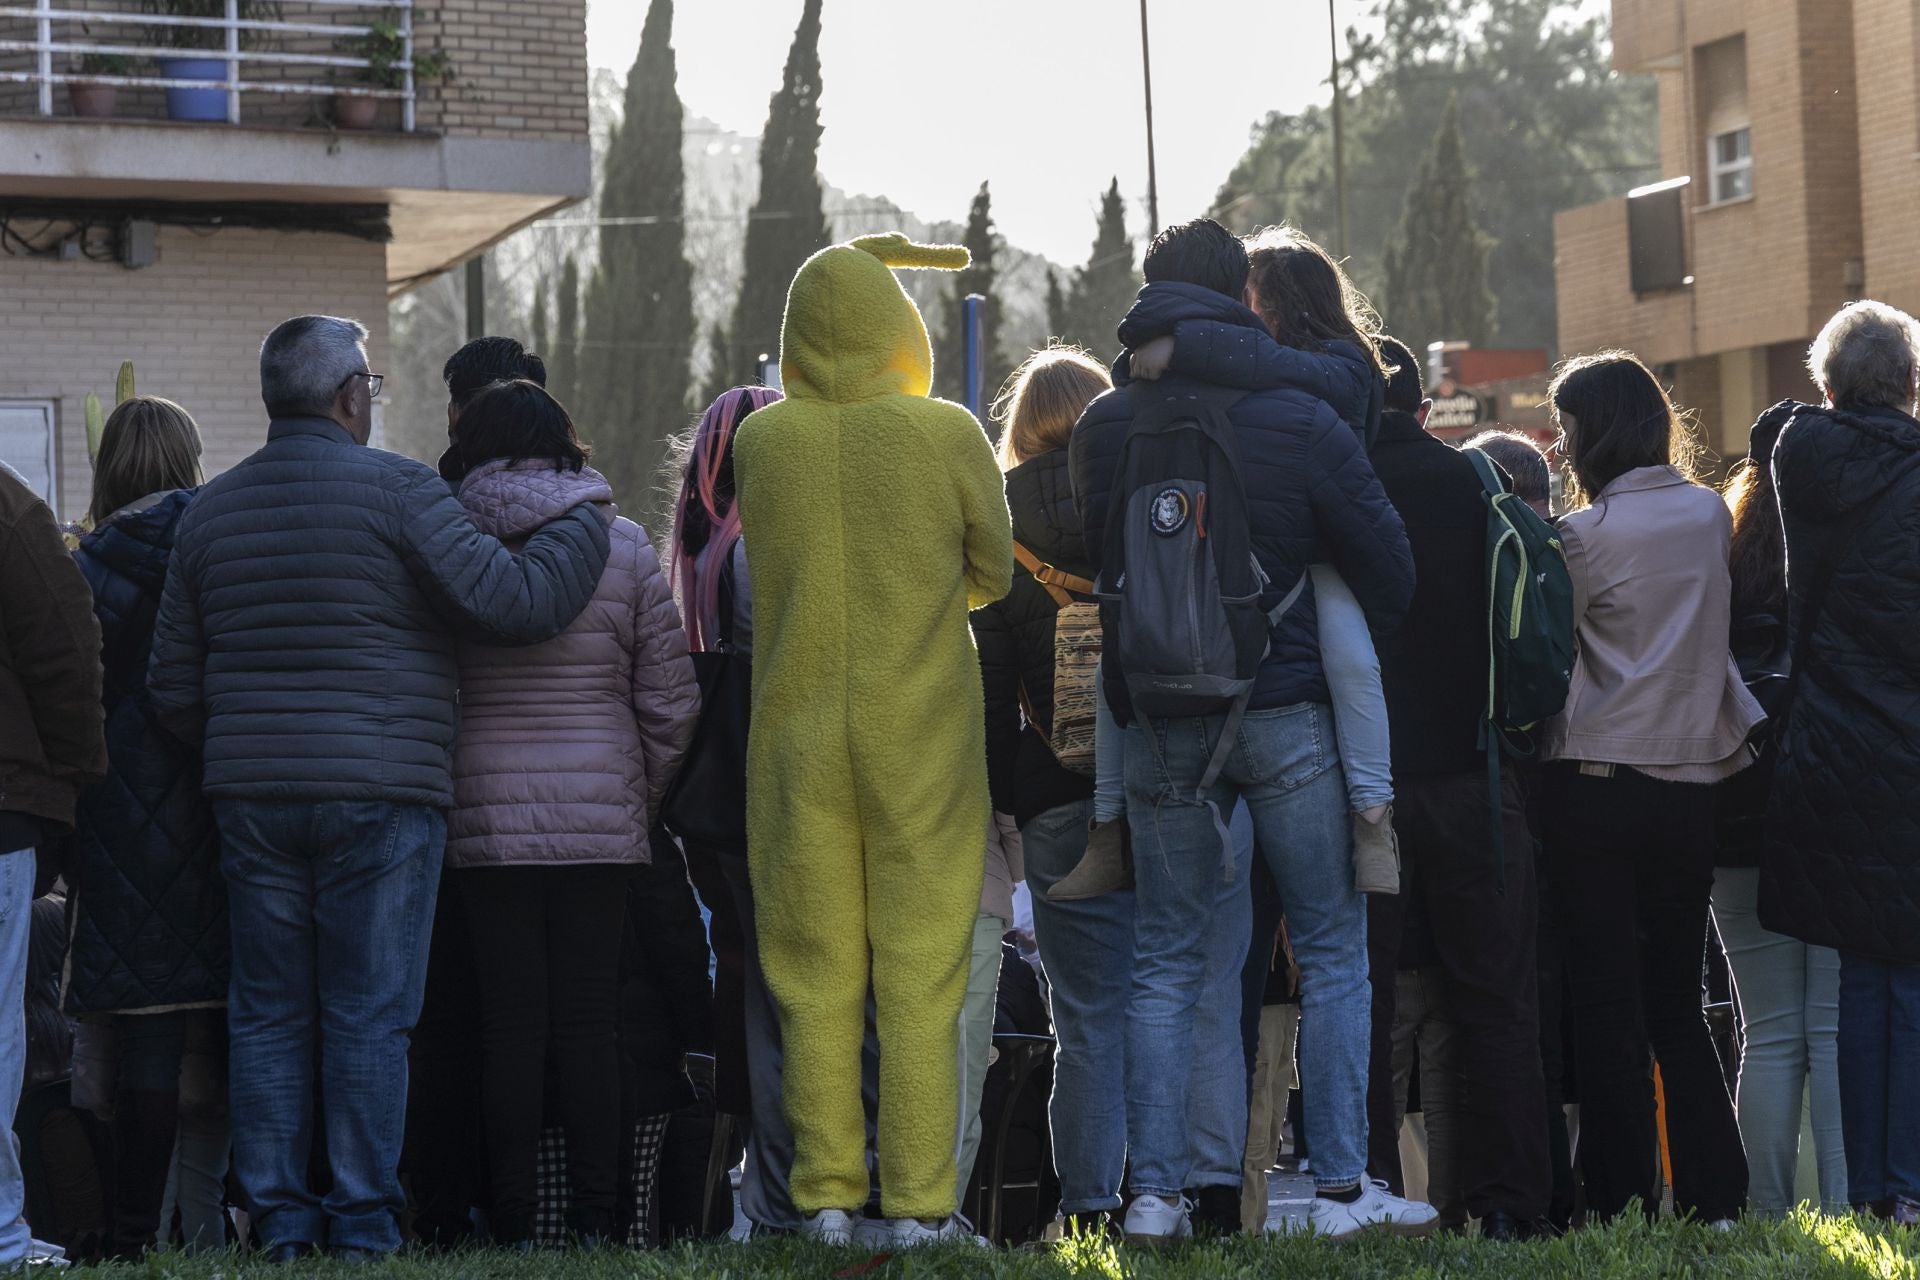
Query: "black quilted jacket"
67 489 226 1014
1068 282 1414 719
1760 402 1920 961
147 417 611 808
971 449 1097 825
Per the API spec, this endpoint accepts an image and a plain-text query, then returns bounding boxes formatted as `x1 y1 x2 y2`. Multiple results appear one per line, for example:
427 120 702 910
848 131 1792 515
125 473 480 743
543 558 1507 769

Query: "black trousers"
455 863 631 1240
1543 764 1748 1222
402 872 482 1245
1365 769 1551 1219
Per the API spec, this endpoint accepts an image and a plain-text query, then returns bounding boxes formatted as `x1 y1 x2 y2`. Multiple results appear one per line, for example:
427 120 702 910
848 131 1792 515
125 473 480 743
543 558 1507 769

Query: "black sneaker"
1189 1184 1242 1238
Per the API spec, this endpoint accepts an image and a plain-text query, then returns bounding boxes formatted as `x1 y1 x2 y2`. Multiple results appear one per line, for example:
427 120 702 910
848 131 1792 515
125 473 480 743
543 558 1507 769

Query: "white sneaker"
852 1215 894 1250
1307 1180 1440 1240
884 1216 987 1247
799 1209 857 1245
1123 1193 1194 1245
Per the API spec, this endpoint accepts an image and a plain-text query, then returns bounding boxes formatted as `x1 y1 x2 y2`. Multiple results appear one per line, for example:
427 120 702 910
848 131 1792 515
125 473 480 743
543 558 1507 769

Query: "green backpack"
1465 447 1575 887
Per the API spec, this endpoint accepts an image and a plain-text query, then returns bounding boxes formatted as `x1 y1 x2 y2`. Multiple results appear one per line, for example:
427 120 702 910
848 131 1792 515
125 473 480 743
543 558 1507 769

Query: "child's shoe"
1352 808 1401 895
1047 820 1132 901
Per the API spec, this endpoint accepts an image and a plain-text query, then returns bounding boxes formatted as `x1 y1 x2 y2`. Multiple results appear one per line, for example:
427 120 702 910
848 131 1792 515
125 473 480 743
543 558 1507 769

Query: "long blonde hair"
991 346 1111 471
89 396 204 526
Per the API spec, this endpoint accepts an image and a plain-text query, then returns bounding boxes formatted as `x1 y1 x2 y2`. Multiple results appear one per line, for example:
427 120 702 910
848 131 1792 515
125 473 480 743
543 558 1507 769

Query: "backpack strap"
1464 446 1513 894
1013 541 1095 609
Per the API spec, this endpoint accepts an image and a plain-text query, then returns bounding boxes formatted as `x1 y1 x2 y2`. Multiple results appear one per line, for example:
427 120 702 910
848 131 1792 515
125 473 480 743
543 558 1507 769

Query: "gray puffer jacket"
148 417 611 808
445 460 699 867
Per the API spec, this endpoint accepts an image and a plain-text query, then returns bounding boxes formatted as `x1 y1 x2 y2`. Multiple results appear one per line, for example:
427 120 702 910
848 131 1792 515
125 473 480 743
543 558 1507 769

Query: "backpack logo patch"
1149 487 1191 537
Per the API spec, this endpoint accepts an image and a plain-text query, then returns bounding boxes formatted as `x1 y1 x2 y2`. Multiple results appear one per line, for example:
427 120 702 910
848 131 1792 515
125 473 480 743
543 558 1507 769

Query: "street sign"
1427 389 1485 432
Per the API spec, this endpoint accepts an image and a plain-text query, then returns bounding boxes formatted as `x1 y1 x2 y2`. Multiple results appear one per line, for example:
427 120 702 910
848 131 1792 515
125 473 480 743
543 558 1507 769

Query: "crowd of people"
0 214 1914 1264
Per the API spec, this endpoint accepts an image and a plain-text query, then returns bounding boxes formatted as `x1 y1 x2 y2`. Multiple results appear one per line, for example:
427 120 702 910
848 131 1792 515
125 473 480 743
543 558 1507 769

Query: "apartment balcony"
0 0 589 290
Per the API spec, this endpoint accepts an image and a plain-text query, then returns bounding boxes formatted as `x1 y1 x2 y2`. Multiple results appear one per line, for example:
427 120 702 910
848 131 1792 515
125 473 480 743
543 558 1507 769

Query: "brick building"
1553 0 1912 461
0 0 589 519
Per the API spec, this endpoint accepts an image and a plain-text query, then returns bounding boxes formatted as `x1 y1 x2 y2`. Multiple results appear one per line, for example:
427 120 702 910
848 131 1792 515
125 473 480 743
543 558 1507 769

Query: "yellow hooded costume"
734 234 1013 1219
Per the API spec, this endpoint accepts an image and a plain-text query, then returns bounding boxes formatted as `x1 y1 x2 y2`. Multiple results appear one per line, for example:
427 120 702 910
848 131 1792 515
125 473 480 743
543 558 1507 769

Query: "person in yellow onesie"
734 233 1013 1245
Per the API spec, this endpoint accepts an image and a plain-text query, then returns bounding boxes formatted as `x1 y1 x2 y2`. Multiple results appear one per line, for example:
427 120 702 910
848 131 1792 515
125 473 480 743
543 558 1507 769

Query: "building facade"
1553 0 1911 460
0 0 590 519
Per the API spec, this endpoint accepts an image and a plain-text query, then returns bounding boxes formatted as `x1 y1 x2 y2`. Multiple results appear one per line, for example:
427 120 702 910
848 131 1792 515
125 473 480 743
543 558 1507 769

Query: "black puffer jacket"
1760 402 1920 960
1069 283 1414 718
971 450 1098 826
148 417 611 808
66 490 226 1014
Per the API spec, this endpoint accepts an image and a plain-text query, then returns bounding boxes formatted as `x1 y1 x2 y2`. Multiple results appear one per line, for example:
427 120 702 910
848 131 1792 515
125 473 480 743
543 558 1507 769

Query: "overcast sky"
584 0 1373 265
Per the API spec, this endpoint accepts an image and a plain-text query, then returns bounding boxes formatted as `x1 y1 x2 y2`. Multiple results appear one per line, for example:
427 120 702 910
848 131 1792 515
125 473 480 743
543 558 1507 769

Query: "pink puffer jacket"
445 459 699 867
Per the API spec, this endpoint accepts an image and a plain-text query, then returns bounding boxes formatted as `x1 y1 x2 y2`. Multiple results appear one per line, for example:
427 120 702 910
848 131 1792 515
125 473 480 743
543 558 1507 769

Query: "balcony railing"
0 0 421 130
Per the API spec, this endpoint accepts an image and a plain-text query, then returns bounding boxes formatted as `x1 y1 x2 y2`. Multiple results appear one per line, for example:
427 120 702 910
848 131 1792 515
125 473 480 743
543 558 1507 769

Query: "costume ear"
852 233 969 272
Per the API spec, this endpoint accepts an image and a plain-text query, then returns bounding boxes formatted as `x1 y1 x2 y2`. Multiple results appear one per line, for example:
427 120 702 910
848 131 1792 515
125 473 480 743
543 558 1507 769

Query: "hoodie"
445 459 698 869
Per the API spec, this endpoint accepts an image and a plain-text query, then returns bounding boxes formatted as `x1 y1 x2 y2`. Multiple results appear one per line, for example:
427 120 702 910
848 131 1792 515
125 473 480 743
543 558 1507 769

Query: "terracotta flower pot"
332 94 379 129
69 82 118 118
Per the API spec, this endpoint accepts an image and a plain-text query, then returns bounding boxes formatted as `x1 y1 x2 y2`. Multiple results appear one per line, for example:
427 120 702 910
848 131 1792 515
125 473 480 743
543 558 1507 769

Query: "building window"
1709 127 1753 204
0 401 57 511
1695 34 1751 205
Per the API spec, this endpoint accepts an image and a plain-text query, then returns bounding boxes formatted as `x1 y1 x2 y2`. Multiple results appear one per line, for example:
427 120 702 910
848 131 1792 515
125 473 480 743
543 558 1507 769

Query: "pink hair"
670 385 783 652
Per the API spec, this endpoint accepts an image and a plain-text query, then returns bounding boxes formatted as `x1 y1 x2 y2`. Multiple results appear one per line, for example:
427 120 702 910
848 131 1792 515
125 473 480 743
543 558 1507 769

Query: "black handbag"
661 570 751 851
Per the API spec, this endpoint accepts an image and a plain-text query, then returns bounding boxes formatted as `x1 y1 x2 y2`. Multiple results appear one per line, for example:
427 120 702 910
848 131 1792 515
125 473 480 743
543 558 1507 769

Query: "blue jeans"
1310 565 1392 813
1125 701 1368 1194
1023 799 1252 1211
215 800 444 1253
1093 672 1124 824
0 850 35 1265
1837 951 1920 1205
1711 867 1846 1214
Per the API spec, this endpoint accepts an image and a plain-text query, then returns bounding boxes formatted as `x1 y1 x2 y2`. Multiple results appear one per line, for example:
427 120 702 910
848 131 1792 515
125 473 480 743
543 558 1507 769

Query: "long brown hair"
1723 460 1784 619
991 346 1111 471
1242 225 1385 376
89 396 204 527
1548 351 1703 507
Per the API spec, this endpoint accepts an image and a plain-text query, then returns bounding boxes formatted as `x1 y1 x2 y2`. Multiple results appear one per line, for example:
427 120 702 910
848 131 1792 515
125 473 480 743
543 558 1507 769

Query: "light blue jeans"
1093 567 1392 820
1125 701 1368 1195
1023 798 1252 1211
1712 866 1847 1214
1310 564 1393 813
0 849 33 1266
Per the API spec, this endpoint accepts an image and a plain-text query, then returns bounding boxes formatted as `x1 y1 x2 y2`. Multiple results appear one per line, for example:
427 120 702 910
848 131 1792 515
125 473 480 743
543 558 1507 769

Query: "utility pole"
1328 0 1348 260
1140 0 1160 238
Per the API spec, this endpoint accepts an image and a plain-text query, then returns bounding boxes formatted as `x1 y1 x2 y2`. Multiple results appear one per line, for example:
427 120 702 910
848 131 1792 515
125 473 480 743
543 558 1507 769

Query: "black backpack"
1098 387 1304 869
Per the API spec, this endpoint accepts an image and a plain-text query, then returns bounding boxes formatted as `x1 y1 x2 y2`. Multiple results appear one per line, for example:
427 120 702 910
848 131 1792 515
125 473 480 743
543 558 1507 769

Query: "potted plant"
332 10 450 130
69 50 135 118
140 0 280 122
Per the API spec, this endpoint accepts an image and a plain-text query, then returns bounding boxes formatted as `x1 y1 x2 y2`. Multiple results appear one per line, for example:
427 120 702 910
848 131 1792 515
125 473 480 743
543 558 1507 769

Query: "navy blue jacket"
67 489 226 1014
148 417 612 809
1069 283 1414 716
1761 402 1920 961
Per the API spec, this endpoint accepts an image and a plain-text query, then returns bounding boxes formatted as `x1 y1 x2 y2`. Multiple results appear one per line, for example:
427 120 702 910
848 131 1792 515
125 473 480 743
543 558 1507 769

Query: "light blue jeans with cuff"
1310 564 1393 814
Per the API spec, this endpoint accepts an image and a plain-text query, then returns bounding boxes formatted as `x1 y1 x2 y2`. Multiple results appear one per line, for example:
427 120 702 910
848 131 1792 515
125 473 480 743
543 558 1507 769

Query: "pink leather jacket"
446 460 699 868
1541 465 1763 771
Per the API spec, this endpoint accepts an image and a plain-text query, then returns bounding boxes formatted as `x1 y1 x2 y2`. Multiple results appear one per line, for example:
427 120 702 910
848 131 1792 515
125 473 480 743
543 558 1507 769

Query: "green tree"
1045 267 1069 342
1211 0 1655 352
580 0 694 507
530 287 550 368
1055 178 1140 360
698 322 737 407
551 255 581 413
934 182 1006 409
1383 97 1496 359
728 0 830 379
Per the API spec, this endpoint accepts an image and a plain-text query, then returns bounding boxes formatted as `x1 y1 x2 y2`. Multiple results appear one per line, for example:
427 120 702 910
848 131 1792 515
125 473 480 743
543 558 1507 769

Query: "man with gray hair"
149 314 612 1259
1462 430 1553 520
1762 298 1920 1226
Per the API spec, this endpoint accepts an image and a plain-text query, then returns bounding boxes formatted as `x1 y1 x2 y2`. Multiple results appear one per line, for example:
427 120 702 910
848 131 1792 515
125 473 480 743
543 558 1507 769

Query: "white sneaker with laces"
884 1216 987 1247
1123 1193 1194 1245
799 1209 857 1245
1307 1180 1440 1240
852 1215 894 1250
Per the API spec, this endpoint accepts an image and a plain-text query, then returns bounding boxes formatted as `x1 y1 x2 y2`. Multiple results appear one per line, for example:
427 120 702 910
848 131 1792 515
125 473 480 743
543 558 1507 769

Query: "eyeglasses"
339 371 385 399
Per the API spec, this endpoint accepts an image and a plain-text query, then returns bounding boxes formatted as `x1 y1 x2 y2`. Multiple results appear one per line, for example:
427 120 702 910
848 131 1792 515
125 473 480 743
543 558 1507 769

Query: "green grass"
61 1212 1920 1279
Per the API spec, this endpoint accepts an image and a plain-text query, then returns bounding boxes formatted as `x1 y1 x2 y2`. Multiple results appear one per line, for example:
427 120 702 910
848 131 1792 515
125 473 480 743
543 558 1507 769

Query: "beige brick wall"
1554 198 1693 362
0 225 388 521
1854 0 1920 312
412 0 588 142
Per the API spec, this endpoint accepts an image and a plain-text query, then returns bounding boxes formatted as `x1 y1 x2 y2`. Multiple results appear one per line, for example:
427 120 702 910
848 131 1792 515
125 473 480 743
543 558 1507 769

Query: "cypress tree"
1383 96 1497 360
580 0 695 506
1066 178 1140 361
1045 267 1069 342
728 0 830 375
935 181 1005 409
551 255 581 414
698 322 736 407
530 287 550 369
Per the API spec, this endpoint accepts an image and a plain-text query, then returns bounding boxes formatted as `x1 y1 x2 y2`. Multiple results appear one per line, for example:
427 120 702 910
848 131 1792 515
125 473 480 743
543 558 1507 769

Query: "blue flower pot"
155 56 228 121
